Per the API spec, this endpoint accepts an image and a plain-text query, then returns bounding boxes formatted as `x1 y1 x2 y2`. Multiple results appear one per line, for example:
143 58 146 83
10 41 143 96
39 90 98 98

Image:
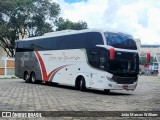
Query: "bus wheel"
104 89 110 94
79 77 86 91
24 72 30 83
30 72 37 84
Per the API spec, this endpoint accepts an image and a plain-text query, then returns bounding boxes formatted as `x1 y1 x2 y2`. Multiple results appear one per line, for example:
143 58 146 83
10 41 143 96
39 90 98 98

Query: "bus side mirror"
110 47 115 60
146 52 150 63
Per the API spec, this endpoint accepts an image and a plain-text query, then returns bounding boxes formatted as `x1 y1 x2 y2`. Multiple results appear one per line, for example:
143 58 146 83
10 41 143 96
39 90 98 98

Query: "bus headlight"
106 76 113 82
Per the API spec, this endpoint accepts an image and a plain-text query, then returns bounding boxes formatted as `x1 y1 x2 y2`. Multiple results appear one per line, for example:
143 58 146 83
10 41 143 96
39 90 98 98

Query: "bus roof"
17 29 105 42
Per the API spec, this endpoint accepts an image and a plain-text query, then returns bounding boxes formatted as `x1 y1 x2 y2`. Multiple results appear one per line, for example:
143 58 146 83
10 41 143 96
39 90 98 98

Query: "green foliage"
0 0 88 57
55 17 88 31
0 0 60 57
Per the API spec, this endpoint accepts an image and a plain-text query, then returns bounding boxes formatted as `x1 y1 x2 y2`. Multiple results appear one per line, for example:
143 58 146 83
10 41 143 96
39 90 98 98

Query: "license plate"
123 85 128 90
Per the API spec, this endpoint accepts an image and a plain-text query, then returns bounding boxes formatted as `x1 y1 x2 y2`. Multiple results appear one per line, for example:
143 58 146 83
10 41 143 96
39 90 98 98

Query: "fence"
0 57 15 78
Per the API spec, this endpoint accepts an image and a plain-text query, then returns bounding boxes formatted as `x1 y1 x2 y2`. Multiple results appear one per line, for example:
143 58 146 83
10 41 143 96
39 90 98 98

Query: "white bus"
15 29 139 92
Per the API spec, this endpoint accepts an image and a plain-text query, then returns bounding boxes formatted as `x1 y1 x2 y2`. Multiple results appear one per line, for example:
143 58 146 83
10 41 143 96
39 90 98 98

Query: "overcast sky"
53 0 160 45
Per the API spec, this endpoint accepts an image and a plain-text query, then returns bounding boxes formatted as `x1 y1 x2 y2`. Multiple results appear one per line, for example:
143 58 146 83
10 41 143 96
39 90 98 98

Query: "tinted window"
55 32 103 49
107 52 139 76
105 32 137 50
16 32 104 52
35 37 56 50
16 37 56 52
16 41 33 52
87 48 107 71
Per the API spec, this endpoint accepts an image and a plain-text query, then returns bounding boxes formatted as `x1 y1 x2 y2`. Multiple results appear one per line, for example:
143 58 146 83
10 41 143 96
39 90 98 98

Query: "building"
140 45 160 54
0 57 15 78
0 46 7 57
139 45 160 75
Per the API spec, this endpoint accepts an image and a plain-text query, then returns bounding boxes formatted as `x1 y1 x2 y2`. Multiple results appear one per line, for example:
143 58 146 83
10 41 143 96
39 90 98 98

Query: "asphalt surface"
0 76 159 120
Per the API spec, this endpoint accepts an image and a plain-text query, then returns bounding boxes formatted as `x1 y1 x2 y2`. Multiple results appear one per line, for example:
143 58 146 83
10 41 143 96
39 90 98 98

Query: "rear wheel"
24 72 30 83
30 72 37 84
37 80 42 84
79 77 86 91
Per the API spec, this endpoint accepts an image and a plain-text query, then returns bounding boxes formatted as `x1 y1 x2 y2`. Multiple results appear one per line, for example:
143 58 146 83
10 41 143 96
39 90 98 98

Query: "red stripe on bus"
35 51 68 81
48 65 68 81
35 51 48 81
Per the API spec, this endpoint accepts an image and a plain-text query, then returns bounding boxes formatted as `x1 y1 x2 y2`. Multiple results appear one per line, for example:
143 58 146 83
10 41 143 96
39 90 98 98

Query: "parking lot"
0 76 160 119
0 76 159 111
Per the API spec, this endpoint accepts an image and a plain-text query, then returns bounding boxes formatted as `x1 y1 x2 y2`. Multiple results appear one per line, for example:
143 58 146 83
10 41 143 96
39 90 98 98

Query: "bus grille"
112 75 138 84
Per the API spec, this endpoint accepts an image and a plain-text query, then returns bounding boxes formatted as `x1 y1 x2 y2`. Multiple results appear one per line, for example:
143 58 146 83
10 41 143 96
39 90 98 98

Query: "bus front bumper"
105 82 138 91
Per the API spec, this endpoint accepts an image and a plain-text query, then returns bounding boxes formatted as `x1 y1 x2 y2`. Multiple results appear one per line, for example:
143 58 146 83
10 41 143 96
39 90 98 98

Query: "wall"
0 57 15 78
0 46 7 57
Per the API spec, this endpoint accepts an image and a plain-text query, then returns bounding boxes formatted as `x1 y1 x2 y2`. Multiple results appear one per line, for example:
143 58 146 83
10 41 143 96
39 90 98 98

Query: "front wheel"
79 77 86 91
104 89 110 94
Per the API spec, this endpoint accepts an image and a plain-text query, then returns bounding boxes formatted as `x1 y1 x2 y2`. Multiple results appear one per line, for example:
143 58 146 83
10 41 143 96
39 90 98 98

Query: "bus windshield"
104 32 137 50
108 52 139 76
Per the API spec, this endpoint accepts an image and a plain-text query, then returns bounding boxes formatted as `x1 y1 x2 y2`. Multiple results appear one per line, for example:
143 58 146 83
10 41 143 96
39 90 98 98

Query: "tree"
55 17 88 31
0 0 60 57
0 0 88 57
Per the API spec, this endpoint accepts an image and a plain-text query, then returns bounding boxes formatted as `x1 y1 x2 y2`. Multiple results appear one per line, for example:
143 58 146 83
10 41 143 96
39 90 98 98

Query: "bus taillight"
146 52 150 63
110 47 115 60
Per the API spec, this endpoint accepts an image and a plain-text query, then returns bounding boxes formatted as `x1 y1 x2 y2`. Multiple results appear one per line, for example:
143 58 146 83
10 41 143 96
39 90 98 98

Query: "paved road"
0 76 159 119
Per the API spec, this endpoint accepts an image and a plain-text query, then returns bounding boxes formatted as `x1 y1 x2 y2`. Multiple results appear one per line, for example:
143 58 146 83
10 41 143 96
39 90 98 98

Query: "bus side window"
88 49 106 70
88 49 99 69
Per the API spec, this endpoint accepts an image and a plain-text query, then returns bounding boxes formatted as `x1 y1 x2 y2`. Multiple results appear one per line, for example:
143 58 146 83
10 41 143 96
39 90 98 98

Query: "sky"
53 0 160 45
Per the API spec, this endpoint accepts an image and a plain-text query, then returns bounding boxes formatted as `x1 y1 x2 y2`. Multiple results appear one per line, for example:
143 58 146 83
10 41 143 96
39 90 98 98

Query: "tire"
45 81 49 84
24 72 30 83
30 72 37 84
104 89 110 94
37 80 42 84
79 77 86 91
